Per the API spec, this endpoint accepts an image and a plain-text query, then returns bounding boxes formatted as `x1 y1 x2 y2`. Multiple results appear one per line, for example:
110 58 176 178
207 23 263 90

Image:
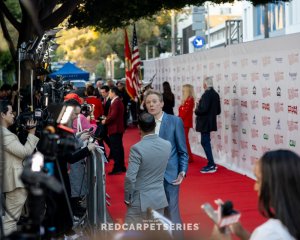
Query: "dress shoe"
108 170 122 175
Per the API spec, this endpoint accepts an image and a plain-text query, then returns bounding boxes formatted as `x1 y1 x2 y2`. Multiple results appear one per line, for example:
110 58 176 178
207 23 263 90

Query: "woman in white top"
211 149 299 240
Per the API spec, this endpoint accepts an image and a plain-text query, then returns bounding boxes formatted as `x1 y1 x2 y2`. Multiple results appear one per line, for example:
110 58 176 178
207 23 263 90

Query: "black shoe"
200 165 217 173
108 170 122 175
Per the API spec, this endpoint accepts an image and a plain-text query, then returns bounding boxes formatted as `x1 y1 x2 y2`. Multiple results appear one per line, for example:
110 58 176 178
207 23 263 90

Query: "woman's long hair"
259 149 300 239
162 81 174 101
181 84 195 105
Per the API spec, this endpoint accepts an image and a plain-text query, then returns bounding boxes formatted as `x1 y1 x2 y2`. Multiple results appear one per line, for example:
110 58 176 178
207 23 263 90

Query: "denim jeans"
201 132 215 167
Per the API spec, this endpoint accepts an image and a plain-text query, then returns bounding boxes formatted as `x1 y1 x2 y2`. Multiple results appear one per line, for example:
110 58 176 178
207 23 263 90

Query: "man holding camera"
1 100 39 236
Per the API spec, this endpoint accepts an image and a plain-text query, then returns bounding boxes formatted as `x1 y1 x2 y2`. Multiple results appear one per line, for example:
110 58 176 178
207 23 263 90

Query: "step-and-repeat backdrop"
144 33 300 178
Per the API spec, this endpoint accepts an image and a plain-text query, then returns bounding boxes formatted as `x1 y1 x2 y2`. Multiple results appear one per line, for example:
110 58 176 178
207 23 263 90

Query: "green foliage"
95 61 106 78
6 0 22 19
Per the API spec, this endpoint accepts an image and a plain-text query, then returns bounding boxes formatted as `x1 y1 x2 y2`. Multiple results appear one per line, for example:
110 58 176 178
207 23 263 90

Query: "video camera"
81 103 93 118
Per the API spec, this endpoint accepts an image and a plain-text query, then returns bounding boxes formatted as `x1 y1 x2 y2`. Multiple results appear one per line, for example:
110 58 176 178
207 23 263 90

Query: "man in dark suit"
124 112 171 223
99 85 111 153
100 85 111 116
144 90 188 235
195 76 221 173
101 86 126 174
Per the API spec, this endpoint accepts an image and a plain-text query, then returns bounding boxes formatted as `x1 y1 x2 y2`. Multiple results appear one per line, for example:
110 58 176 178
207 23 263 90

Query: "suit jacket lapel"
159 113 168 138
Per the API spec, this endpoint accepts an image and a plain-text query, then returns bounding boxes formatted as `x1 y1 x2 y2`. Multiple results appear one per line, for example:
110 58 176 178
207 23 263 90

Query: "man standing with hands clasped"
195 76 221 174
144 90 188 237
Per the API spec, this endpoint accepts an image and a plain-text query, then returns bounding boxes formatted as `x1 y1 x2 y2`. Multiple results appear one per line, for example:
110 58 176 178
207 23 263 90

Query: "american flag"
131 24 141 98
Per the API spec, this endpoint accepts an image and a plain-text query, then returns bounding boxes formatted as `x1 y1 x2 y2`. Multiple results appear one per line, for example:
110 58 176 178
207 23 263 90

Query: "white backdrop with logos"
144 33 300 178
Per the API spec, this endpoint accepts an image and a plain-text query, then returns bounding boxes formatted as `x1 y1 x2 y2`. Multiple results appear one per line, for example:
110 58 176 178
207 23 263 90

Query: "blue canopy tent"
49 62 89 81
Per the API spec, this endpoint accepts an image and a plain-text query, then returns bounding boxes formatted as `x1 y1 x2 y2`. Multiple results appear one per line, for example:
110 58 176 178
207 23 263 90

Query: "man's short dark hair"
0 84 12 92
100 85 110 92
110 86 121 97
138 112 156 133
0 100 11 114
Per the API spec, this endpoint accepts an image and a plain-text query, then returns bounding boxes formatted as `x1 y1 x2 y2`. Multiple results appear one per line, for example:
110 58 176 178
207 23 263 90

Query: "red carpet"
105 126 265 239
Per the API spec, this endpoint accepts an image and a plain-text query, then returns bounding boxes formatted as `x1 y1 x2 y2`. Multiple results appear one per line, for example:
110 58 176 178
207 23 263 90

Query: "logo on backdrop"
288 53 299 65
251 100 259 109
241 141 248 149
231 125 239 133
241 101 248 108
242 128 247 135
224 99 230 105
231 150 239 158
231 99 239 107
287 121 298 131
276 87 281 96
262 88 271 98
262 146 271 153
251 59 258 65
289 72 297 81
251 156 259 164
275 57 283 64
224 86 230 95
262 103 270 111
276 119 281 130
288 105 298 115
241 58 248 67
241 87 248 96
252 115 256 125
262 73 270 81
251 73 259 82
241 74 247 80
252 86 257 95
275 72 284 82
262 56 271 66
233 85 237 93
224 111 230 119
289 140 296 147
263 133 269 140
251 129 259 138
231 73 238 81
262 116 271 126
232 112 236 121
240 113 248 122
274 102 284 113
274 134 284 145
288 88 299 100
252 145 258 151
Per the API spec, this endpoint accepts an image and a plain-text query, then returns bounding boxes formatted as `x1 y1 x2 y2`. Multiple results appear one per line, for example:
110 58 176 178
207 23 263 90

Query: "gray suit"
125 134 171 223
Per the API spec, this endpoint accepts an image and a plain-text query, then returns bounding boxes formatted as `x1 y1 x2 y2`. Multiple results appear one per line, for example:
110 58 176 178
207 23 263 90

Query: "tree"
0 0 288 86
0 0 82 86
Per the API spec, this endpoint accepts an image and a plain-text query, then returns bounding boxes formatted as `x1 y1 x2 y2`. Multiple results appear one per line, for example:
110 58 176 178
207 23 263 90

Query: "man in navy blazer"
145 90 188 229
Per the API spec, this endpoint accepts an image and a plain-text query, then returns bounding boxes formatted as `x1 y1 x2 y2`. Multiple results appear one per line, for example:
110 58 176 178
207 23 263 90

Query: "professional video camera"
5 104 80 240
80 103 94 119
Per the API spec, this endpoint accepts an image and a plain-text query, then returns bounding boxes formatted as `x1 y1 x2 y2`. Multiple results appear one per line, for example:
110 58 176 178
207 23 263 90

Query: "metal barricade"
86 148 107 228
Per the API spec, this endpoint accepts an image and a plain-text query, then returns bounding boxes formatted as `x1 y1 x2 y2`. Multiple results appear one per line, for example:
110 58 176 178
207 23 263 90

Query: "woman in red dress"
178 84 195 163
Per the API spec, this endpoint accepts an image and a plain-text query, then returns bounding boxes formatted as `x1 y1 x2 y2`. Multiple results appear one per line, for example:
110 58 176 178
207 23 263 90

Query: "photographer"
0 100 39 236
43 98 96 238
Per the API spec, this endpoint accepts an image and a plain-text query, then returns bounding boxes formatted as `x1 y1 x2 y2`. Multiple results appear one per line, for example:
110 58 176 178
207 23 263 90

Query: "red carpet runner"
105 126 265 239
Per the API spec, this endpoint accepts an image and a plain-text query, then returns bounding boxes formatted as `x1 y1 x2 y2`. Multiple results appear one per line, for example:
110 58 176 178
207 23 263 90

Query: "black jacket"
195 87 221 133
